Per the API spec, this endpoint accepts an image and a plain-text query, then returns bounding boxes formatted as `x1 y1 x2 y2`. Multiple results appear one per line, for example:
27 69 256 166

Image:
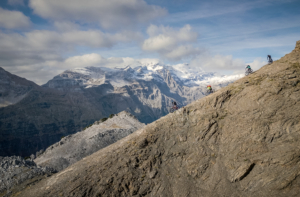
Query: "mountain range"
0 62 241 157
11 40 300 197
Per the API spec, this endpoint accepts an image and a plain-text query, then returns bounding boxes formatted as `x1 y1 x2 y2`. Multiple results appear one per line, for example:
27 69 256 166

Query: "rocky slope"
12 41 300 197
34 111 145 172
0 156 56 197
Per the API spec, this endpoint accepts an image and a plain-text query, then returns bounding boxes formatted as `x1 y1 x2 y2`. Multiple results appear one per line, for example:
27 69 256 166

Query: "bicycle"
268 59 273 64
245 68 253 76
205 89 214 96
169 105 179 113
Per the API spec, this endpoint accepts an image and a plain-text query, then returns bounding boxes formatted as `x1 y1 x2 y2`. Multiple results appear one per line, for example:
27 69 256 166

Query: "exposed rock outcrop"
34 111 145 171
0 156 56 196
12 41 300 197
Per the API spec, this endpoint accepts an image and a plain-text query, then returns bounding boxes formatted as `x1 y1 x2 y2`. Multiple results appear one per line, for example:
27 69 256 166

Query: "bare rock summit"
13 40 300 197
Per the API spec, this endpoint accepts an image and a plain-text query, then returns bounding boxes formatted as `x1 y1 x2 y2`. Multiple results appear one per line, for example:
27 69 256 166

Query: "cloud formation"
0 7 31 29
29 0 167 29
8 0 25 6
2 54 160 85
0 29 142 68
142 24 200 60
190 53 245 73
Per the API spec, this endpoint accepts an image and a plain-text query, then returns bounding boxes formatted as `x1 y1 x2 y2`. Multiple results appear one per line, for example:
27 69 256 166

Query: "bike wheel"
205 90 213 95
170 108 175 113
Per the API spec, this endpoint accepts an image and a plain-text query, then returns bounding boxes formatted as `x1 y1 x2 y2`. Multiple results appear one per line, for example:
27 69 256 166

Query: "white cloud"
190 53 245 74
164 45 200 61
53 21 80 32
8 0 25 6
143 34 176 51
2 54 161 85
57 54 161 71
0 7 31 29
189 53 268 75
62 54 129 69
0 29 142 69
29 0 167 29
246 58 267 71
142 24 200 60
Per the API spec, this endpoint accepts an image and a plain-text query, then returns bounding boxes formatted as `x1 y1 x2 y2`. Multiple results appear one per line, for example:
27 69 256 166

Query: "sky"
0 0 299 84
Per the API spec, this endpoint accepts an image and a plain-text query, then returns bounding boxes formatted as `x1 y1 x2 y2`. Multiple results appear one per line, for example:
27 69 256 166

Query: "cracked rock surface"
12 41 300 197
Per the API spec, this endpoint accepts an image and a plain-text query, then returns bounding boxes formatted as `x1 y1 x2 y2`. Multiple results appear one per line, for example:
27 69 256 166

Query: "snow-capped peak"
49 61 243 89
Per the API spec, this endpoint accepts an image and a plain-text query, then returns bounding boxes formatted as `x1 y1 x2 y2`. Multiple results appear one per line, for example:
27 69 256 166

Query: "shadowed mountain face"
0 67 38 108
0 62 238 157
0 86 108 157
14 40 300 197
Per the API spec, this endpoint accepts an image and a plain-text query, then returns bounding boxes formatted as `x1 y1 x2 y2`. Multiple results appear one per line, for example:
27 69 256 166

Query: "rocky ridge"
0 156 56 196
34 111 145 172
12 41 300 197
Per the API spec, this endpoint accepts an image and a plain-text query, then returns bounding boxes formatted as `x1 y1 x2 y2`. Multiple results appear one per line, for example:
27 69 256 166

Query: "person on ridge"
207 85 213 93
245 65 251 71
169 101 179 113
267 55 273 64
172 101 178 110
245 65 253 76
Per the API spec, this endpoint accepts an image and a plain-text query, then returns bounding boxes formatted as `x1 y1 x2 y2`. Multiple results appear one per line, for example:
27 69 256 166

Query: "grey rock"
34 111 145 172
30 154 35 160
0 156 56 196
35 149 44 158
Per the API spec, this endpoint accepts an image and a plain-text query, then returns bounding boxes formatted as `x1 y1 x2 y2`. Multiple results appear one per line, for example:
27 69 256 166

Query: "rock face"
0 156 56 196
12 41 300 197
34 111 145 172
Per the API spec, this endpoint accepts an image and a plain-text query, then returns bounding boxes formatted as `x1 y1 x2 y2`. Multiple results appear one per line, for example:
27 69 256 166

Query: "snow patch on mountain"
51 61 243 89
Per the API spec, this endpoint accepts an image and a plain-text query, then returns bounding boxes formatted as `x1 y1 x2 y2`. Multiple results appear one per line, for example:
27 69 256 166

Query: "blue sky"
0 0 299 84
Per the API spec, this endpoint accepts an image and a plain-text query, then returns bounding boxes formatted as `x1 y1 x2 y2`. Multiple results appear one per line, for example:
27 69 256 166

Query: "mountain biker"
169 101 179 113
267 55 273 64
207 85 213 93
172 101 178 110
245 65 253 76
245 65 251 71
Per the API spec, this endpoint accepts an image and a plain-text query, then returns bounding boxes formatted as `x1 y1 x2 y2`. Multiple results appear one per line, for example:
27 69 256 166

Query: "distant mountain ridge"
0 62 241 157
0 67 38 108
43 62 242 90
